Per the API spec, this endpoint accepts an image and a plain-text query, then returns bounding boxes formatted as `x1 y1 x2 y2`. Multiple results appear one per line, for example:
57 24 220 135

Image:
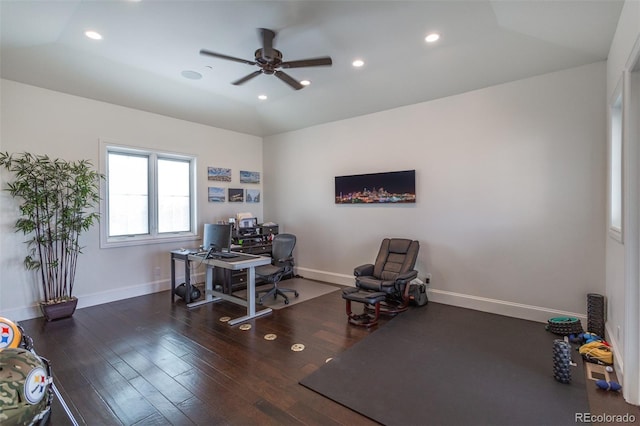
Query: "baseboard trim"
296 267 354 286
8 268 585 328
606 322 624 381
295 268 586 325
7 272 207 322
77 280 171 309
4 306 42 323
8 268 346 321
428 288 587 324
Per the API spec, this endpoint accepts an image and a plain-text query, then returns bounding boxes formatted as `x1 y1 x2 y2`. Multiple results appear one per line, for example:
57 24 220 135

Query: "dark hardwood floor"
19 282 386 426
18 282 640 425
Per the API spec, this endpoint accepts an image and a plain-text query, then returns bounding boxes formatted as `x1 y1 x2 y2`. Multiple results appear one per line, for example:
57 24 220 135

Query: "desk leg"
187 265 222 308
228 266 272 326
248 266 256 316
184 256 191 304
170 254 176 303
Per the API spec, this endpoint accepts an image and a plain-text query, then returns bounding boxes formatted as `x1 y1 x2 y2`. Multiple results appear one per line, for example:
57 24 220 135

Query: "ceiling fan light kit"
200 28 332 90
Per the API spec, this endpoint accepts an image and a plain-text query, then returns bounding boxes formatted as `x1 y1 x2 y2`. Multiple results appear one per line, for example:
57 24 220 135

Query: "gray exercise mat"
300 302 589 426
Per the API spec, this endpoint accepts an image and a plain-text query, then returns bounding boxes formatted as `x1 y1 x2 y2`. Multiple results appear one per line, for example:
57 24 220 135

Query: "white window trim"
99 139 198 248
609 77 624 243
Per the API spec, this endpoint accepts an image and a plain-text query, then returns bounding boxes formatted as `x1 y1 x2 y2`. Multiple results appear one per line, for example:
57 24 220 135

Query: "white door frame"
622 36 640 406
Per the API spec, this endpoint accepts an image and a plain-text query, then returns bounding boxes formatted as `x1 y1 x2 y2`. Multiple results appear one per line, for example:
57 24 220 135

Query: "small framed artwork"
246 189 261 203
228 188 244 202
240 170 260 184
208 167 231 182
208 187 225 202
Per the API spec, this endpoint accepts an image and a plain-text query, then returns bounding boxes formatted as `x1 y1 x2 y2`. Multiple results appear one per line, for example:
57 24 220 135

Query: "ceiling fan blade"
259 28 276 60
232 70 262 85
274 70 304 90
281 57 333 69
200 49 256 66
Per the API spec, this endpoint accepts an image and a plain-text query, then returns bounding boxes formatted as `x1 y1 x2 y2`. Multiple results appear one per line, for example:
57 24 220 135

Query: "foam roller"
587 293 605 338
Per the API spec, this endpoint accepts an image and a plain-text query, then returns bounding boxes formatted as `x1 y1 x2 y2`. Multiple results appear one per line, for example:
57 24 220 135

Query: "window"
101 143 197 247
609 82 623 242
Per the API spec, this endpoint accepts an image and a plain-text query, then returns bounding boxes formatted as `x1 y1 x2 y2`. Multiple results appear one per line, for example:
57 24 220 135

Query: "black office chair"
343 238 419 326
255 233 299 305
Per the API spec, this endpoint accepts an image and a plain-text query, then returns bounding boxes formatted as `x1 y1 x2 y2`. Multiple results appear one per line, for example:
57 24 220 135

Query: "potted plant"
0 152 103 321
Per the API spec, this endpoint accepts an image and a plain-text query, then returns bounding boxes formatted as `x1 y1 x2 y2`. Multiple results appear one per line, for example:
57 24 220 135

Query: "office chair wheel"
294 291 299 297
284 299 290 305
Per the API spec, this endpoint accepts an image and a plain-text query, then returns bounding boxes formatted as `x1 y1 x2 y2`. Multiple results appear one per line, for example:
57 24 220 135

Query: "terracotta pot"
40 298 78 321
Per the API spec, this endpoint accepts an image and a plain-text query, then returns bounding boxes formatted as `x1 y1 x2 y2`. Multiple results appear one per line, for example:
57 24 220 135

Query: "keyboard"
210 251 239 259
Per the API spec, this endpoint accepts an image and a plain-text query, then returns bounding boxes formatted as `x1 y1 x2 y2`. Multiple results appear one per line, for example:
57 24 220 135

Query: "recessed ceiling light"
85 30 103 40
181 70 202 80
258 94 267 100
352 59 365 68
425 33 440 43
300 80 311 86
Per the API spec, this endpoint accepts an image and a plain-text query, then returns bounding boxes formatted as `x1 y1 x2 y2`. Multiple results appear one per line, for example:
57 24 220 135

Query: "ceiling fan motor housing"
255 48 283 73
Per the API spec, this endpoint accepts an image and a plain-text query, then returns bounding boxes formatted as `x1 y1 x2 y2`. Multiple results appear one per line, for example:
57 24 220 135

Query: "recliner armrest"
394 270 418 285
354 264 374 277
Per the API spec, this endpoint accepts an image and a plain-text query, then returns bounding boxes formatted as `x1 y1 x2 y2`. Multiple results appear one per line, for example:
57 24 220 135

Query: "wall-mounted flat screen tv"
335 170 416 204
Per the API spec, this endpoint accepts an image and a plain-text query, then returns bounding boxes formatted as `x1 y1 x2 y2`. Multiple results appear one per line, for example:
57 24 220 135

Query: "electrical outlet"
424 273 432 284
153 266 161 280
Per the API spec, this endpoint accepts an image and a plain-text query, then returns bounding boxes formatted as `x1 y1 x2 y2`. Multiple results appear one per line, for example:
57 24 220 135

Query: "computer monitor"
202 223 232 252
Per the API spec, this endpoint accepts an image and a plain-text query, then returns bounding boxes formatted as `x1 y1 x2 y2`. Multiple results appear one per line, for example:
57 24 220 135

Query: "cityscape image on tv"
335 170 416 204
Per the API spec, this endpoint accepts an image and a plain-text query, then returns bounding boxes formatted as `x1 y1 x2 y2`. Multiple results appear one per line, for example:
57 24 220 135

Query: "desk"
170 249 195 303
186 252 272 325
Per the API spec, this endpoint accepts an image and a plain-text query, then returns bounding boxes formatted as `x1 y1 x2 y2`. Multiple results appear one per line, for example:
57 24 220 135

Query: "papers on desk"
178 248 200 254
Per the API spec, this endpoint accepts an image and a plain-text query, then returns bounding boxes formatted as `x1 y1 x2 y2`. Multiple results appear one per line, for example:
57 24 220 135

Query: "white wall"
0 79 263 320
606 0 640 353
264 61 607 323
605 0 640 406
1 63 608 326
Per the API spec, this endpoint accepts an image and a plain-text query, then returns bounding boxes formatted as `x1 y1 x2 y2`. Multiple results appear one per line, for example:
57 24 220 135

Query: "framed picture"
240 170 260 184
208 167 231 182
228 188 244 202
246 189 261 203
335 170 416 204
208 187 225 202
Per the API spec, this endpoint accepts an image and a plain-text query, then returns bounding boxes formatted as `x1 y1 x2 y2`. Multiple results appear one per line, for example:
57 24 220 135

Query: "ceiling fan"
200 28 332 90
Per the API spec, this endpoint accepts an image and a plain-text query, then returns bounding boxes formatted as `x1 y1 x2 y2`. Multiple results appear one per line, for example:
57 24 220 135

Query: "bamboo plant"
0 152 103 305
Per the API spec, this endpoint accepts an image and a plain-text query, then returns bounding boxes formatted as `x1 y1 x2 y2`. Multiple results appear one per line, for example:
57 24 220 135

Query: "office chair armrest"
275 255 294 266
354 264 374 277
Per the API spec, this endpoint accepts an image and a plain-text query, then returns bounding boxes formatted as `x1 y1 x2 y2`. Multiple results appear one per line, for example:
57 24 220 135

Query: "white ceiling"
0 0 624 137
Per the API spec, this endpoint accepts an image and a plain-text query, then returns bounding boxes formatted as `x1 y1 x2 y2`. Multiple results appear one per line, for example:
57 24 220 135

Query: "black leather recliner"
343 238 420 326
